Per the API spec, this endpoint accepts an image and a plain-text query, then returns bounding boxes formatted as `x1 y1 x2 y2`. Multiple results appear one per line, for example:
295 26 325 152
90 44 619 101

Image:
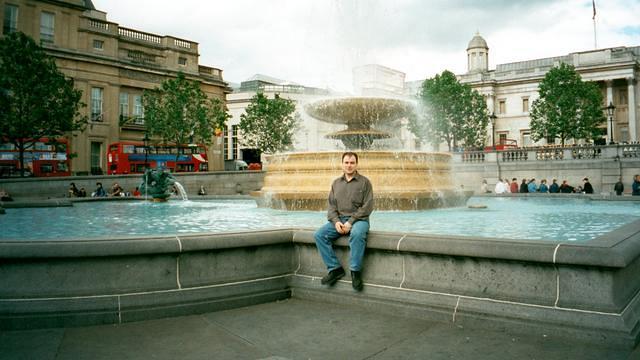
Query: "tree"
408 70 488 151
530 63 605 146
239 92 298 154
142 73 230 163
0 32 86 176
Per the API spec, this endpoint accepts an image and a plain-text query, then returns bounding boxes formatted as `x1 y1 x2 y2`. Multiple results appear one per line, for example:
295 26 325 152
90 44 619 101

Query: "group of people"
483 177 595 194
69 182 141 198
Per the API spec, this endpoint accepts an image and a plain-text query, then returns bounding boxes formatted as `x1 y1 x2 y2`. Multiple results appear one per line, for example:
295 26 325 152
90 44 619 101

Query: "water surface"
2 197 639 242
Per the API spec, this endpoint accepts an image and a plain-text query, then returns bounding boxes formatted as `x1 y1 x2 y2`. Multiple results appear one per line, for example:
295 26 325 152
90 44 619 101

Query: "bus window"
123 145 135 154
57 162 68 172
40 164 53 173
109 144 119 152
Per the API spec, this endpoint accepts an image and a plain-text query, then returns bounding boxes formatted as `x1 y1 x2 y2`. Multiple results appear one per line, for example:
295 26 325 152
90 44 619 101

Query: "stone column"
606 80 614 143
628 77 637 142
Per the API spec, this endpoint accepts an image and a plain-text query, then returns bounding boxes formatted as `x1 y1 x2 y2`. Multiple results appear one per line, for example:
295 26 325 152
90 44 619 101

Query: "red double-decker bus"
0 138 71 177
107 141 208 174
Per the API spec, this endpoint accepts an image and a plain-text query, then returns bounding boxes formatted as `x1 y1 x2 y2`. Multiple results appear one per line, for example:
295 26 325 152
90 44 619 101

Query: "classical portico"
459 34 640 146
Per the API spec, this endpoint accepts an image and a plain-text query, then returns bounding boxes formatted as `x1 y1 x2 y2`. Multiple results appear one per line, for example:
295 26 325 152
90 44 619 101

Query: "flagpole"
592 0 597 49
593 18 597 49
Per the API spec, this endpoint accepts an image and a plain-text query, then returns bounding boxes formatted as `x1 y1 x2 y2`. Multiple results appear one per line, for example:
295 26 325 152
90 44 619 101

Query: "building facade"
459 33 639 147
1 0 229 174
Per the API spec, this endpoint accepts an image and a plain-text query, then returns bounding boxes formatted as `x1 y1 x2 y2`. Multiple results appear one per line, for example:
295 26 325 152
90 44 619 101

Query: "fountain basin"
253 151 470 210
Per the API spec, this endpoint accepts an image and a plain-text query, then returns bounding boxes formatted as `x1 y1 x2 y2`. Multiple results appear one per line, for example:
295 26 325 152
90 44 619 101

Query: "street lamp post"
143 132 150 168
606 102 616 145
489 112 497 150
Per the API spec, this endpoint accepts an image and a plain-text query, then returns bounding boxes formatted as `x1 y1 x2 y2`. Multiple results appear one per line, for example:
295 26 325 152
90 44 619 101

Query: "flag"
592 0 596 20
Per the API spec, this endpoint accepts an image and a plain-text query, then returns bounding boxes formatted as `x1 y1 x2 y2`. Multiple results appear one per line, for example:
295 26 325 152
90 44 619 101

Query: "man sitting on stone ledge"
314 152 374 292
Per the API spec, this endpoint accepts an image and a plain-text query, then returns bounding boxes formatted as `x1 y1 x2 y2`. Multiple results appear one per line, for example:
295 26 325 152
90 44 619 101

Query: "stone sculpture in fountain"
252 97 470 211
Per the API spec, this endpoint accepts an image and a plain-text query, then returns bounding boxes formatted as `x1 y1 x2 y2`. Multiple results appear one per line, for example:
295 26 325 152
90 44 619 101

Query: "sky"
92 0 640 92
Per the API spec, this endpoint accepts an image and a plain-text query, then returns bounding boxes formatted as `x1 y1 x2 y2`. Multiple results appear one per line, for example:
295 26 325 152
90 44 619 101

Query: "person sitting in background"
549 179 560 193
198 185 207 196
538 179 549 193
510 178 519 193
77 187 87 197
132 187 141 197
560 180 574 193
92 182 107 197
527 178 538 193
0 189 13 201
480 179 490 193
494 179 506 194
519 179 529 193
110 182 124 197
68 182 80 197
582 178 594 194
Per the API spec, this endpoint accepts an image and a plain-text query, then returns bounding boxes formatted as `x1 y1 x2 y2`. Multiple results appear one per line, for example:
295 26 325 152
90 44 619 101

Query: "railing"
461 151 485 163
118 27 162 45
173 38 191 49
88 19 109 31
198 65 223 79
456 144 640 163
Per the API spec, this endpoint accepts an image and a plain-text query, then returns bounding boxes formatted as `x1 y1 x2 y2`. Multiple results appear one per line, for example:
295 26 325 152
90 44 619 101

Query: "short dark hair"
342 152 358 163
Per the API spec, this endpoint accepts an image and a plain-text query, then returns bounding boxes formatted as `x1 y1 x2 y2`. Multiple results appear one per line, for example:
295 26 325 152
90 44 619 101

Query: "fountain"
139 167 186 201
253 97 470 210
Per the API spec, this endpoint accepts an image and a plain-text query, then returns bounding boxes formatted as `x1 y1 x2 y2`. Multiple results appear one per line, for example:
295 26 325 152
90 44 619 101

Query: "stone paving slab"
0 298 636 359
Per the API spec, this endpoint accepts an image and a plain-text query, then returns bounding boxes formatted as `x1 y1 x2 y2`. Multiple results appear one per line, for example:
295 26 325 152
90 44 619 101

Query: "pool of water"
3 197 640 242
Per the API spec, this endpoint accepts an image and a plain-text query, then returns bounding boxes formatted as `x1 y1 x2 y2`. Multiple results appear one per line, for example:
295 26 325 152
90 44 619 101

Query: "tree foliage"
530 63 605 145
408 70 488 151
239 92 298 154
142 73 230 161
0 32 86 176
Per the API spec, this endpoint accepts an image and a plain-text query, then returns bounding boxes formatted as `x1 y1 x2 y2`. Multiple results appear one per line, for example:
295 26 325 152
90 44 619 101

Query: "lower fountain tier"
253 151 470 211
252 190 470 211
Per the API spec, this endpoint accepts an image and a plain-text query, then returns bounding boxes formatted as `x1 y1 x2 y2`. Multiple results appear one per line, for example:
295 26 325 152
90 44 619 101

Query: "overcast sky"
92 0 640 92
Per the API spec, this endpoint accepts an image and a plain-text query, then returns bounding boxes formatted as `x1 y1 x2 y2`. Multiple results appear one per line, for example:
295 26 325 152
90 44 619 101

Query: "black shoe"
351 271 363 291
321 267 345 286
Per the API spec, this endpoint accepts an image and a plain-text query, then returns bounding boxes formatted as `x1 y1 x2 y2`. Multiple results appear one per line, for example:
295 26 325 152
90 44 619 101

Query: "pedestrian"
314 152 373 292
632 175 640 196
582 178 594 194
539 179 549 193
519 179 528 193
614 177 624 196
480 179 490 194
527 178 537 193
549 179 560 193
510 178 519 193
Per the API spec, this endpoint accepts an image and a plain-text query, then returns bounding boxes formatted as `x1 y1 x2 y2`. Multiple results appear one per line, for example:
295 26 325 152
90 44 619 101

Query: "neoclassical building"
460 33 639 147
1 0 229 174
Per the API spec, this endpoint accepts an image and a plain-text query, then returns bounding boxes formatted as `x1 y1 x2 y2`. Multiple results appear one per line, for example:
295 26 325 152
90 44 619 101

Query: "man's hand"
335 221 352 235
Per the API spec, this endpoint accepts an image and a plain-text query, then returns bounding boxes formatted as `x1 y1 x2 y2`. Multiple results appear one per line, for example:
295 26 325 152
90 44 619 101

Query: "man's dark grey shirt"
327 172 374 224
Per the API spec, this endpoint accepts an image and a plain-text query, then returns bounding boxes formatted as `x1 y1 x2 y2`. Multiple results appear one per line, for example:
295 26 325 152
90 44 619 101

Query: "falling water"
173 182 188 201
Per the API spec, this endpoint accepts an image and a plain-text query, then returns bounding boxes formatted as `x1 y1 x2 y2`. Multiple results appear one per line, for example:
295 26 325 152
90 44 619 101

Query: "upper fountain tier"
304 97 415 150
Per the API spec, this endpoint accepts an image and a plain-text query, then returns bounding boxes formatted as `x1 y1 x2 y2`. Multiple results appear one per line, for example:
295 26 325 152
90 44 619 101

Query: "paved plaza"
1 298 636 360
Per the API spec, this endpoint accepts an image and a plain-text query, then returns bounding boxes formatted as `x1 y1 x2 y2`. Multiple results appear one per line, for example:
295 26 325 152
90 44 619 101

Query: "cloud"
92 0 640 92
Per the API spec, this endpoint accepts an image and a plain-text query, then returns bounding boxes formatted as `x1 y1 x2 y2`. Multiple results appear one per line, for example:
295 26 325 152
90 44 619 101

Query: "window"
620 126 629 143
498 133 507 145
178 57 187 66
119 92 128 119
3 4 18 34
619 90 628 106
521 131 532 147
522 97 529 113
133 95 144 124
90 142 102 175
223 126 230 159
40 11 55 43
232 125 239 160
498 99 506 114
93 39 104 50
91 87 103 121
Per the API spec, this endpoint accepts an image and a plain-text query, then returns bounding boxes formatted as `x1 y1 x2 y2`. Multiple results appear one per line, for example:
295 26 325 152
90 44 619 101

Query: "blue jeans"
314 216 369 272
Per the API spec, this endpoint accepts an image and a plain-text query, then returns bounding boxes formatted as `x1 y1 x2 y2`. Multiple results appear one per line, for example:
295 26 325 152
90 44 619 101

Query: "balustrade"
118 27 162 45
453 144 636 163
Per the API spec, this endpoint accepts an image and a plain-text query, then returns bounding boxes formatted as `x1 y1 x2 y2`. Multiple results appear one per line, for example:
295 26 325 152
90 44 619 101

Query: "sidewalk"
1 298 635 360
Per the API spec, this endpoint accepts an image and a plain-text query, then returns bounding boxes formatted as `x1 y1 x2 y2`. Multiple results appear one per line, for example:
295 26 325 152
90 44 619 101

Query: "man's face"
342 155 357 176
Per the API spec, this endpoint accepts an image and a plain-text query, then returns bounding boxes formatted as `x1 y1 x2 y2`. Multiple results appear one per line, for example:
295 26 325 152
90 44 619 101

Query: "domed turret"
467 32 489 73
